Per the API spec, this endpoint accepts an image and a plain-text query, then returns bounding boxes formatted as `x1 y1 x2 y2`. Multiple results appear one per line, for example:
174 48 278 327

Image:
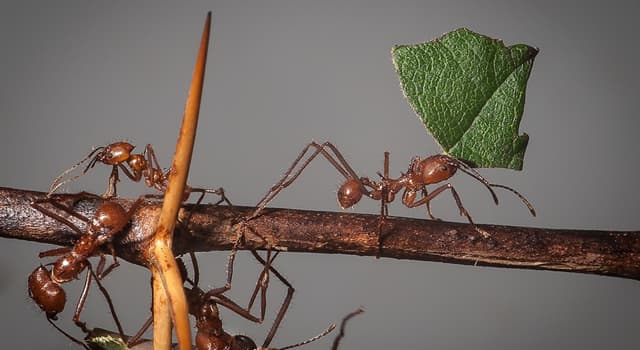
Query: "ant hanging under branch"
28 192 145 349
249 141 536 255
175 253 331 350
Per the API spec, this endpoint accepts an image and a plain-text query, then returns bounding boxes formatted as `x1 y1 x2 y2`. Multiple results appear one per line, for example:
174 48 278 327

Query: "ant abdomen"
28 266 66 319
337 178 363 209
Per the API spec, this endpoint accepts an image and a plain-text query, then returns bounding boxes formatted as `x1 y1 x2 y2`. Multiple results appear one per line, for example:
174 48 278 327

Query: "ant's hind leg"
250 141 362 221
249 250 294 348
408 183 474 225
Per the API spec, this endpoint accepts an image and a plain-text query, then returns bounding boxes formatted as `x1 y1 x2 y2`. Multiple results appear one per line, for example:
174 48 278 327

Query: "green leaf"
86 328 129 350
392 28 538 170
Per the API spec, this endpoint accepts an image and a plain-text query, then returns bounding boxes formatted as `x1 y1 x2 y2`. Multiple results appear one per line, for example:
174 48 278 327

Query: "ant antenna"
49 146 105 195
444 156 499 205
271 323 336 350
445 156 536 216
490 183 537 216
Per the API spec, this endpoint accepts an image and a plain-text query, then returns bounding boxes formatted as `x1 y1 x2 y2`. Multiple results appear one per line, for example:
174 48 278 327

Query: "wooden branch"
1 187 639 281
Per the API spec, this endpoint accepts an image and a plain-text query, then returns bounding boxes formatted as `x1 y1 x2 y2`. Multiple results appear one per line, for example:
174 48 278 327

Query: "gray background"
1 1 639 349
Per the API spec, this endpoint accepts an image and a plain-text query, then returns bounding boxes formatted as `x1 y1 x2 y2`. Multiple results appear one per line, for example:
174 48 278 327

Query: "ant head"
418 155 459 185
337 178 363 209
97 141 135 165
427 154 501 205
234 335 258 350
28 265 66 319
90 201 128 235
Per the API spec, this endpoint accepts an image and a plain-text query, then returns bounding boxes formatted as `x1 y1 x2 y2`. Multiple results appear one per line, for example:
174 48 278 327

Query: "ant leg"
375 152 391 258
144 144 163 172
203 240 240 297
126 315 153 347
181 254 262 324
249 250 294 348
376 198 389 258
188 187 233 207
188 251 200 286
250 141 366 221
39 247 72 259
181 186 233 232
408 183 474 225
72 264 125 339
95 249 120 280
46 317 91 350
31 195 93 236
103 165 120 199
126 276 156 347
245 250 277 319
72 268 93 334
90 265 126 339
421 189 439 220
143 144 170 192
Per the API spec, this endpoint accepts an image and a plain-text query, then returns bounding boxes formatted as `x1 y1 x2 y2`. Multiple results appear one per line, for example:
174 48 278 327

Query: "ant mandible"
248 141 536 254
47 141 229 206
28 192 145 349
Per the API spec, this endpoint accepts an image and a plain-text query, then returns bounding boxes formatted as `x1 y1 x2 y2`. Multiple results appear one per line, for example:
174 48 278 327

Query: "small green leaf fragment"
392 28 537 169
86 328 129 350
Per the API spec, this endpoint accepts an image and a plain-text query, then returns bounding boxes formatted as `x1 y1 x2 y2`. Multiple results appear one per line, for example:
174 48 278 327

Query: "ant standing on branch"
47 141 230 207
248 141 536 256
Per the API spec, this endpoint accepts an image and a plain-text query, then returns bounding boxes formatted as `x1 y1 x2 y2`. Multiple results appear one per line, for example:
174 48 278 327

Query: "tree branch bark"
2 187 639 281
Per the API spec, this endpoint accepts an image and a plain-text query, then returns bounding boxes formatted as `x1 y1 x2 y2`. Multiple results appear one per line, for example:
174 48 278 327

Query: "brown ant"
248 141 536 254
47 141 229 206
180 253 334 350
28 192 145 349
177 250 296 349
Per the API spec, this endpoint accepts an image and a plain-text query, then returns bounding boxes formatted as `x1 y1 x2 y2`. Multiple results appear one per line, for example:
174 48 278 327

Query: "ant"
179 253 334 350
248 141 536 254
177 250 296 349
28 192 145 349
47 141 230 206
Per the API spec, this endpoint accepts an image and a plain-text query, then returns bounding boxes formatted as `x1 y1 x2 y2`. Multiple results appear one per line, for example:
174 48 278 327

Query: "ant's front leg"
421 188 439 221
103 165 120 199
405 183 474 225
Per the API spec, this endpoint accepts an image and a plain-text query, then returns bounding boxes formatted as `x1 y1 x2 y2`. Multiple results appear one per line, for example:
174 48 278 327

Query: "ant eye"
440 165 448 171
